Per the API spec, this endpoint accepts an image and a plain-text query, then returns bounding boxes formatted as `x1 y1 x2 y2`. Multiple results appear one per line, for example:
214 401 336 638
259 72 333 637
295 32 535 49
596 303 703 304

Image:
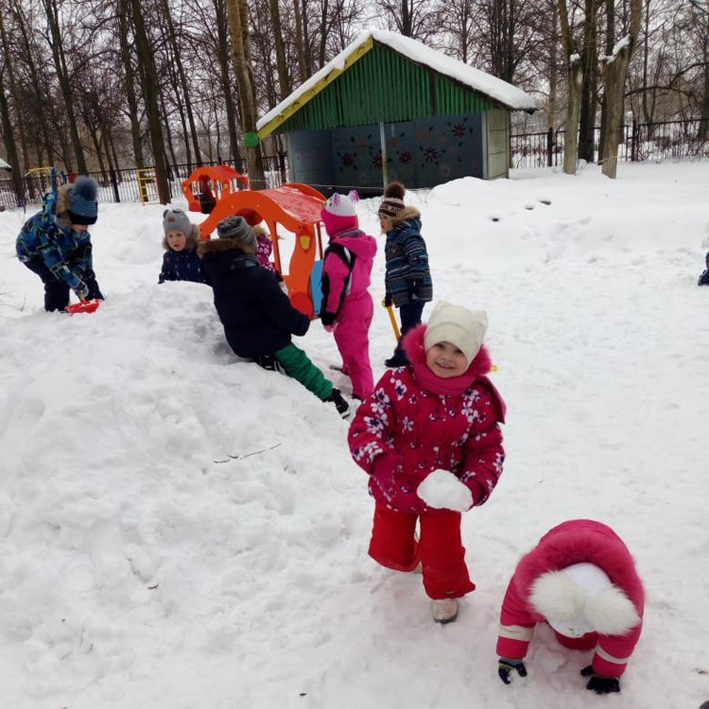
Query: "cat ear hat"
321 190 360 236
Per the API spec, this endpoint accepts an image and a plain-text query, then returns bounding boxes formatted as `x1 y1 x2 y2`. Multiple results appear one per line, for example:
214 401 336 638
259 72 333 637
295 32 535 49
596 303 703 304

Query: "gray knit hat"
163 208 192 237
216 216 256 251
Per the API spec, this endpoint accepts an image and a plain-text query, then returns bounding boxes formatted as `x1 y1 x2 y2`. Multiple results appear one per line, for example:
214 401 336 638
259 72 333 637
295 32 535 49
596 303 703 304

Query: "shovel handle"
382 299 401 341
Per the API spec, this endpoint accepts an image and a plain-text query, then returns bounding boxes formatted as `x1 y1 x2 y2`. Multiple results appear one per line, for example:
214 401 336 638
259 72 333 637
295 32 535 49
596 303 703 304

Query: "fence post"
110 168 120 203
547 127 553 167
631 119 639 162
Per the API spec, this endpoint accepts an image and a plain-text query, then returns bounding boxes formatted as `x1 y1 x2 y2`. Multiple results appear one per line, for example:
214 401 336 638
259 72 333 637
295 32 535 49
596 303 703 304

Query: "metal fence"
1 118 707 210
510 118 709 170
0 154 289 212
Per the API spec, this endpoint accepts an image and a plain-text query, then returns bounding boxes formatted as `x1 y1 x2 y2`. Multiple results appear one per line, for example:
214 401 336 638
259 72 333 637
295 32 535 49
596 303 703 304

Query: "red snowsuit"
496 519 645 678
320 227 377 399
348 325 506 599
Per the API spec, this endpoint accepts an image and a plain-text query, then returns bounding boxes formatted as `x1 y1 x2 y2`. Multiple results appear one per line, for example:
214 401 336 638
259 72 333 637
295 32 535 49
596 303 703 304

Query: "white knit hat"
323 190 359 217
423 300 488 364
530 562 640 638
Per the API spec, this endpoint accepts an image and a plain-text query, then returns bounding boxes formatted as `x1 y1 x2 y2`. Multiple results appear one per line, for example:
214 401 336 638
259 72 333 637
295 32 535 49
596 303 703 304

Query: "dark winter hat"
216 216 256 251
68 176 99 225
378 181 406 219
163 208 192 237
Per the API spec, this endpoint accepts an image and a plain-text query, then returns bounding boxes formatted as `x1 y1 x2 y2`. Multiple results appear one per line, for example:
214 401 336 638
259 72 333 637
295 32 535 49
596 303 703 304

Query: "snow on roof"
257 29 537 133
0 158 11 170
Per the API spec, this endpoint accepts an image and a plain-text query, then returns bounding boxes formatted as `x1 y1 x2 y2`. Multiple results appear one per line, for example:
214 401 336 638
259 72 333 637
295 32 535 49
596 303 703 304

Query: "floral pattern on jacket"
348 325 505 513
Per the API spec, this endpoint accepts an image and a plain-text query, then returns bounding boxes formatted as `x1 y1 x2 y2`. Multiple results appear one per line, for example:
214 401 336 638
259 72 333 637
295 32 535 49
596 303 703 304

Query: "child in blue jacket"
378 181 433 367
159 208 210 285
16 176 104 312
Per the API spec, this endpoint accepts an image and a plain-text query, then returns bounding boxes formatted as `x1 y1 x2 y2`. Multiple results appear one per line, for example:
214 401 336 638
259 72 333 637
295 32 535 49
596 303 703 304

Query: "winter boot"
699 269 709 286
431 598 459 624
326 388 351 419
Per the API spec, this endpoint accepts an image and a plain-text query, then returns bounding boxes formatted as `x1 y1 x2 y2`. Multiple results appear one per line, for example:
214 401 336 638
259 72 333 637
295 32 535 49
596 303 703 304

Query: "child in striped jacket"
378 181 433 368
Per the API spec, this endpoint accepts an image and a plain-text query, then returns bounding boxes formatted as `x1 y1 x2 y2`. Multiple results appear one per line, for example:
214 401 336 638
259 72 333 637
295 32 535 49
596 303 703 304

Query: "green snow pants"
274 343 334 401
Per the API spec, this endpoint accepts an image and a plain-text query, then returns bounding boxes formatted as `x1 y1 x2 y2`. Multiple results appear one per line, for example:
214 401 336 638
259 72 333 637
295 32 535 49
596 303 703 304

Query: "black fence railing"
0 154 289 211
1 119 706 210
510 118 709 170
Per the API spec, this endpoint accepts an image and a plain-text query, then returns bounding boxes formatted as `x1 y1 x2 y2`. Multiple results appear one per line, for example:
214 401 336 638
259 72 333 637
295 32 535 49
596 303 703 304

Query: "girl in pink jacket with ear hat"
320 191 377 400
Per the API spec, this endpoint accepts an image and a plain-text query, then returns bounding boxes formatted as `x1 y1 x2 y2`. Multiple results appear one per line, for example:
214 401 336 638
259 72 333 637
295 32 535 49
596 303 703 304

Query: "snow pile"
0 160 708 708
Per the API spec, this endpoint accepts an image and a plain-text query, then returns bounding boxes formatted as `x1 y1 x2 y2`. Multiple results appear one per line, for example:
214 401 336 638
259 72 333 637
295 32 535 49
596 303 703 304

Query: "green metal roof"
271 43 497 135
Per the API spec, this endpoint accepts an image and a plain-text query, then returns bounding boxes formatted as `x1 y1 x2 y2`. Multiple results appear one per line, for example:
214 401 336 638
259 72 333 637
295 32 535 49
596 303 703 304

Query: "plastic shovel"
65 298 101 315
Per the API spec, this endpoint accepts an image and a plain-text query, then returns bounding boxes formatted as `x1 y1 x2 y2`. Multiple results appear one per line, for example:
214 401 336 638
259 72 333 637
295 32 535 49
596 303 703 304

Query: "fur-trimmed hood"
402 324 506 420
514 519 645 623
198 236 253 257
390 205 421 227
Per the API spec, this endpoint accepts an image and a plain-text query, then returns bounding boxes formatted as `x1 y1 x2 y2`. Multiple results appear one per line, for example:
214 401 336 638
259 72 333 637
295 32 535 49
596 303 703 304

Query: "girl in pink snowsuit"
348 300 506 623
320 191 377 400
496 519 644 694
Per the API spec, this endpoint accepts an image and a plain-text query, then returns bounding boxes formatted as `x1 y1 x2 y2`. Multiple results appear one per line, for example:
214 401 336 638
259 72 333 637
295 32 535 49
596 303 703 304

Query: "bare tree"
599 0 642 178
225 0 266 186
558 0 584 174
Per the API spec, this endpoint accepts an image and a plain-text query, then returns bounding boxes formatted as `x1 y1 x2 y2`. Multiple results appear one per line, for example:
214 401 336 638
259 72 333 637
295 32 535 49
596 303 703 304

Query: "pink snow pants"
368 503 476 600
333 291 374 399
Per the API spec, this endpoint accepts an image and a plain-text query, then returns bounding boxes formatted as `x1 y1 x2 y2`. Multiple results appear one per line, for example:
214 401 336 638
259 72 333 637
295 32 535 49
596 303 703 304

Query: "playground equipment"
182 165 249 215
199 183 327 318
137 168 160 204
23 167 64 206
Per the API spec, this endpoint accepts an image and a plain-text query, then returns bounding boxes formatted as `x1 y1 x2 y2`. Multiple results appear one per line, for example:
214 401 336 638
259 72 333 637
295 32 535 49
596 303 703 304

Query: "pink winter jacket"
320 227 377 320
348 325 506 513
496 519 645 677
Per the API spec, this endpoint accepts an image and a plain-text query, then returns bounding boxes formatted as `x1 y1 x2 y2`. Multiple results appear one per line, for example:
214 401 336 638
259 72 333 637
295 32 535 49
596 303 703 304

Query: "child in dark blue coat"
158 208 210 285
199 216 350 418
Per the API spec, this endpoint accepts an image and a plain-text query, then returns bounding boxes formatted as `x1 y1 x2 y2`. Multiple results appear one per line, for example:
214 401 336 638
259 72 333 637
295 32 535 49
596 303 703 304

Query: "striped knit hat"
378 181 405 219
68 176 99 225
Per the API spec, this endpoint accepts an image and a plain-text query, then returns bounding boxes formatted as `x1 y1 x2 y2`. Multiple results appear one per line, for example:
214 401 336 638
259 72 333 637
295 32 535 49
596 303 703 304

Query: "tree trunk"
558 0 583 175
548 0 558 129
293 0 308 81
564 63 583 175
118 0 145 168
578 0 598 163
129 0 171 202
269 0 291 99
160 0 203 165
225 0 266 187
214 0 242 165
600 0 642 179
0 11 23 202
41 0 87 173
701 34 709 140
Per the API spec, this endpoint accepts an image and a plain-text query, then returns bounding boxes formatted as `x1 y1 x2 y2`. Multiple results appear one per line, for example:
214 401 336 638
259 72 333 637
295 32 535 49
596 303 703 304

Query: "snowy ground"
0 160 708 709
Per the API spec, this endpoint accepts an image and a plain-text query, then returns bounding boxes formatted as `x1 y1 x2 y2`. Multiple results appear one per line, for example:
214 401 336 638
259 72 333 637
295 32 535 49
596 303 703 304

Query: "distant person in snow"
158 208 210 286
199 216 351 419
496 519 644 695
16 175 104 312
698 252 709 286
378 181 433 368
319 191 377 401
348 301 505 624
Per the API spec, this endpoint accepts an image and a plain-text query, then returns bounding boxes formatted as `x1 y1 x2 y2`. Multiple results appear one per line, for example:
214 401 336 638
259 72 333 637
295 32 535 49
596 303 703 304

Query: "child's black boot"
326 388 351 419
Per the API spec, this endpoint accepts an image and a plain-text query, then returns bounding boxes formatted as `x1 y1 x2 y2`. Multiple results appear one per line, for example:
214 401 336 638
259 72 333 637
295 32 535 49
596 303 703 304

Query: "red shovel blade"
65 299 101 315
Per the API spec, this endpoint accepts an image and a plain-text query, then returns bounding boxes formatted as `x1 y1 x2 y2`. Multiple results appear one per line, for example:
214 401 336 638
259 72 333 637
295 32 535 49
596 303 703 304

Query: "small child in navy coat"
158 208 210 285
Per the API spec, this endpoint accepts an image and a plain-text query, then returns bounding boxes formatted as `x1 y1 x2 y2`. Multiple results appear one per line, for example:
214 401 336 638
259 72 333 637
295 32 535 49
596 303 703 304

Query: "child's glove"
580 666 620 694
498 658 528 685
383 292 393 307
417 469 473 512
73 280 89 300
320 311 336 328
